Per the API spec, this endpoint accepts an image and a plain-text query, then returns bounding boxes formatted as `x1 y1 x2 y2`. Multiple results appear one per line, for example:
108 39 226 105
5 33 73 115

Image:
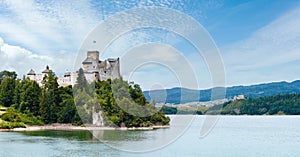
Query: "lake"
1 115 300 157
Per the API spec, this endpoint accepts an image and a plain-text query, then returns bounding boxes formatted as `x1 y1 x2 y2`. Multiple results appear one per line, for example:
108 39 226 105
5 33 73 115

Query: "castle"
27 51 120 86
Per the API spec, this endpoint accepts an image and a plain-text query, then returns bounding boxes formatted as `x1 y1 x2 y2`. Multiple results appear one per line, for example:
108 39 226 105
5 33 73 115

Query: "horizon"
143 79 300 91
1 1 300 90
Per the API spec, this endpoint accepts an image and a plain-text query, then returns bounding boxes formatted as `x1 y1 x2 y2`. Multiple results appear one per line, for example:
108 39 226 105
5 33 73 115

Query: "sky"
0 0 300 90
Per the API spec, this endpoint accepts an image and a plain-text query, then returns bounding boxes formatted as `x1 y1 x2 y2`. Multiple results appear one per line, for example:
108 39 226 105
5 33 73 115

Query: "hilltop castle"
27 51 120 86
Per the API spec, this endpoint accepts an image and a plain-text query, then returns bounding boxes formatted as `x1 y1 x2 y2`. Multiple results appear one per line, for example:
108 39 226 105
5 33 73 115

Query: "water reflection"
21 130 95 141
91 130 148 142
20 129 149 142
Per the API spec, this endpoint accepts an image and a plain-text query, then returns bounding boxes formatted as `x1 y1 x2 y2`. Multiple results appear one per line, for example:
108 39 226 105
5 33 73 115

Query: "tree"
39 71 61 124
13 79 22 108
58 96 76 123
0 77 16 107
0 70 17 83
76 68 88 91
19 79 41 116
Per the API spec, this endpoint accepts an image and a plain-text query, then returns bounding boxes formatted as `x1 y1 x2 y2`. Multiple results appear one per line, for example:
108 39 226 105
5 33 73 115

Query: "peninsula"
0 51 170 130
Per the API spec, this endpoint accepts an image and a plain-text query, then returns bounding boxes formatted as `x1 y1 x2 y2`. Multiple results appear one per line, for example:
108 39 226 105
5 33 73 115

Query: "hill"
143 80 300 104
219 94 300 115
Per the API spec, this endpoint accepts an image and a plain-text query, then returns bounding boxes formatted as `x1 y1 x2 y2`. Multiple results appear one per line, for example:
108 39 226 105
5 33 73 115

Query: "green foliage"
0 120 25 129
0 78 16 107
95 79 170 127
219 94 300 115
161 105 177 114
0 70 17 83
277 111 285 115
0 108 43 127
39 71 61 124
18 78 41 116
161 105 210 115
76 68 88 91
0 70 169 128
1 111 21 122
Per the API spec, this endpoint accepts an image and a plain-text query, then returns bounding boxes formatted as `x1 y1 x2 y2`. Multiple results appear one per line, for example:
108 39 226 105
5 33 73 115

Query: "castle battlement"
27 51 120 86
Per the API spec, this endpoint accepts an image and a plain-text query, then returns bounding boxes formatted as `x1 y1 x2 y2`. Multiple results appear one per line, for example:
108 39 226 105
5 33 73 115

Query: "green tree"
76 68 88 92
39 71 61 124
0 77 16 107
13 79 22 108
0 70 17 83
58 96 77 123
19 78 41 116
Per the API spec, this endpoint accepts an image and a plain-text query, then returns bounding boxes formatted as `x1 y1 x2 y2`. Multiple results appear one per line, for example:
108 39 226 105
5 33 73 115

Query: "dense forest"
163 94 300 115
220 94 300 115
0 70 169 129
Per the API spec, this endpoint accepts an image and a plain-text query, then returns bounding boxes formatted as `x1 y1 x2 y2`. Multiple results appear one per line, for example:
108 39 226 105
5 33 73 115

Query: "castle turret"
27 69 36 80
42 65 50 74
27 69 36 75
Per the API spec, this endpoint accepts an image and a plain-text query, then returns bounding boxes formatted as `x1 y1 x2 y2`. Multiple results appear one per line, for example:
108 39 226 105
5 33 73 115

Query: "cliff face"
92 110 104 127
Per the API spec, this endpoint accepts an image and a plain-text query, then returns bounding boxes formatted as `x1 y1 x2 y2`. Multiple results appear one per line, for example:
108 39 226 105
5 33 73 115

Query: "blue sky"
0 0 300 90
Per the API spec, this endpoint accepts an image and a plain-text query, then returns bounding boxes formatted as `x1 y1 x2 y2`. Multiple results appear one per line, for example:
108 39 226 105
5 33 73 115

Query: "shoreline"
0 124 170 132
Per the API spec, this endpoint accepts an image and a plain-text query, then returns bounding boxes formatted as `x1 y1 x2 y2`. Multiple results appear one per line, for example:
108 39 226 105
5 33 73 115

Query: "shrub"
0 120 25 129
1 112 21 122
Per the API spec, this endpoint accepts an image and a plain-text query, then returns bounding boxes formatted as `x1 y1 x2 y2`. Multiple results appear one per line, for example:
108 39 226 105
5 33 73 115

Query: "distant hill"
143 80 300 104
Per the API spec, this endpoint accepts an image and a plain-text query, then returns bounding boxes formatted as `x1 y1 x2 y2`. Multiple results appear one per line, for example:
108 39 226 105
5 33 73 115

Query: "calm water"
1 115 300 157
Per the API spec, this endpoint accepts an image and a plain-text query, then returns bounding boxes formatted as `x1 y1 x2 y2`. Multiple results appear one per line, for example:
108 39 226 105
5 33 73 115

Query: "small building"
234 95 245 101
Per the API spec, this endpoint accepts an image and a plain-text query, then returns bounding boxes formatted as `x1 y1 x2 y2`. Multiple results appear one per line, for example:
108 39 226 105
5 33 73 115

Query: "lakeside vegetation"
220 94 300 115
163 94 300 115
0 70 169 129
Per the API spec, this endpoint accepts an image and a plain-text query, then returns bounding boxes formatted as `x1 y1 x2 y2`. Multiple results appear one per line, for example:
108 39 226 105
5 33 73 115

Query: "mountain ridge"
143 80 300 104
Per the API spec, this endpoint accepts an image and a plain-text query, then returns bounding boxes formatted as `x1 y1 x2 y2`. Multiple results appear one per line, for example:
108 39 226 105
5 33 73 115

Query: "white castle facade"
27 51 120 86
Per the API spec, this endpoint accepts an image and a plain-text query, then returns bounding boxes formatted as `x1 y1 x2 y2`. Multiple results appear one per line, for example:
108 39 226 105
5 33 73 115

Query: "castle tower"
42 65 51 78
87 51 99 61
42 65 50 74
82 51 120 82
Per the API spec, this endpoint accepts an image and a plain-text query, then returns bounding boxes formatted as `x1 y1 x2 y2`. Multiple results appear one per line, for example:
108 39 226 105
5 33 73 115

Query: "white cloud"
0 0 99 54
0 37 3 47
130 43 181 62
0 38 76 78
0 1 100 77
222 5 300 85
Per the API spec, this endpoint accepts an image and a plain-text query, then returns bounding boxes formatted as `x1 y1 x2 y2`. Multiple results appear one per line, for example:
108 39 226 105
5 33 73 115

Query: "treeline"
0 70 82 126
220 94 300 115
161 105 208 115
0 69 169 128
162 94 300 115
